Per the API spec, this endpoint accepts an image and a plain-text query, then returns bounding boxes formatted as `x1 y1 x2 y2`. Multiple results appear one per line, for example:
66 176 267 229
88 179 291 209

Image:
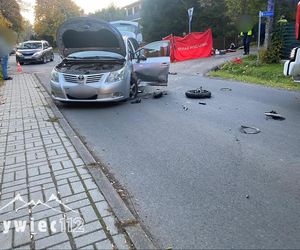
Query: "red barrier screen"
163 29 213 62
296 2 300 40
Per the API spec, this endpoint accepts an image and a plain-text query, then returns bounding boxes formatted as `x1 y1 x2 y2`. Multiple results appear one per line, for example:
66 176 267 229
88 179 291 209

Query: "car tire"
185 89 211 99
50 54 54 61
43 56 47 64
129 78 138 100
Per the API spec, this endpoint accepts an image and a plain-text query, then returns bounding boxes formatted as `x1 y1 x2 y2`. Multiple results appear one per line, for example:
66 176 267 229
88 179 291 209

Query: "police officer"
240 30 252 55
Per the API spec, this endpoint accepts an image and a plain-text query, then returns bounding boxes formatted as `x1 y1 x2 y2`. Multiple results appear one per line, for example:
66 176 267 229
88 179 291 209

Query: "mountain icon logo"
0 194 79 215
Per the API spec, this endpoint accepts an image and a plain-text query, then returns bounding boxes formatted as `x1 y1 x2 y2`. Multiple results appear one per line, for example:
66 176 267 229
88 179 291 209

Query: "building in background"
123 0 142 22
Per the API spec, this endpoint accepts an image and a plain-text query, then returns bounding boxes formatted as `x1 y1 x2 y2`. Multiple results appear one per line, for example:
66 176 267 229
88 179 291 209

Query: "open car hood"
56 17 126 58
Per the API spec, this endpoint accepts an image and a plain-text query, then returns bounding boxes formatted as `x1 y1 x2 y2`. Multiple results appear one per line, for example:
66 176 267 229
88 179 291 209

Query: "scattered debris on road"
153 91 164 99
220 87 232 91
240 125 261 135
131 98 141 104
169 72 178 75
265 111 286 121
185 87 211 99
232 57 243 64
182 105 189 111
198 102 207 105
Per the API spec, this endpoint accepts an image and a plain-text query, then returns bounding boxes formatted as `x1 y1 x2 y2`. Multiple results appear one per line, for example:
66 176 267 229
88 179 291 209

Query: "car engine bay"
56 61 124 75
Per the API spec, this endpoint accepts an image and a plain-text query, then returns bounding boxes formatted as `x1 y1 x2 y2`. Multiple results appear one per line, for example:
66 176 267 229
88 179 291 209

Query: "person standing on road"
240 30 252 55
0 35 13 81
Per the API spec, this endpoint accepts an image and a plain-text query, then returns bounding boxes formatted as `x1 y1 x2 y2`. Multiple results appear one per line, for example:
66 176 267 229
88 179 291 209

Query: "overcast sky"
21 0 137 24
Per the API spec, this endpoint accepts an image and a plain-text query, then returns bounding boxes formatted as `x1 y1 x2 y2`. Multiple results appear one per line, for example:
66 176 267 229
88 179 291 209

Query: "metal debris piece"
153 91 163 99
169 72 178 75
240 125 261 135
182 105 189 111
131 98 141 104
198 102 207 105
220 88 232 91
265 110 285 121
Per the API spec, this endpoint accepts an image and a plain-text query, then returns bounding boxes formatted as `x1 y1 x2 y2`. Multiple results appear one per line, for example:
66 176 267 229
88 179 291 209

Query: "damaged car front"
51 17 133 102
51 17 171 103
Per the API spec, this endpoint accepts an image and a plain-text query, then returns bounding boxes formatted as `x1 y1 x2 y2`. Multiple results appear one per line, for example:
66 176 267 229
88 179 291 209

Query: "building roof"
123 0 142 9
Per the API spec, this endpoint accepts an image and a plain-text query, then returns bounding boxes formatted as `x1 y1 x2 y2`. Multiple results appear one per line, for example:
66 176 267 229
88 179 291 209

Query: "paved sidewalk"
0 73 131 249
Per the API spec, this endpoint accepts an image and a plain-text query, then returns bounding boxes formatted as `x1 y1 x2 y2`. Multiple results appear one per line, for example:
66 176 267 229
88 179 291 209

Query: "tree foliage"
0 0 23 32
141 0 236 42
34 0 82 44
90 4 125 22
141 0 192 41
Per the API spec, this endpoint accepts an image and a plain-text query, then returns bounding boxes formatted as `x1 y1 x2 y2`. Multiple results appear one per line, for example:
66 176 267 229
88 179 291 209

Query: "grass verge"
209 55 300 92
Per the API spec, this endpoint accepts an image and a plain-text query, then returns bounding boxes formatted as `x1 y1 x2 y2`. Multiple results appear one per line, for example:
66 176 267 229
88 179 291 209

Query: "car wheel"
185 88 211 99
129 78 138 100
43 56 47 64
50 54 54 61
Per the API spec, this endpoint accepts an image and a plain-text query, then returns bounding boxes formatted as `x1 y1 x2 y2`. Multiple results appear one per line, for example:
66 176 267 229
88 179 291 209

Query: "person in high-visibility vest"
240 30 252 55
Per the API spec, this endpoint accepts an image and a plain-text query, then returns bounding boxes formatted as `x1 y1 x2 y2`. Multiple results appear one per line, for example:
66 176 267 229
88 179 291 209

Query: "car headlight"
290 48 297 60
33 51 43 57
51 70 59 83
105 67 125 83
16 51 23 57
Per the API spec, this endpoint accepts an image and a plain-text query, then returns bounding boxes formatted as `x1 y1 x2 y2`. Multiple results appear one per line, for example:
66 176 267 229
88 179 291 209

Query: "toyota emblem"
78 75 85 82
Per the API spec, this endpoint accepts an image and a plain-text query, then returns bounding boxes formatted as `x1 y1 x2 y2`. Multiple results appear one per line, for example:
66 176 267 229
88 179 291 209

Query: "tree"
0 0 23 32
90 4 125 22
34 0 82 44
18 20 34 42
198 0 235 38
141 0 236 42
141 0 193 42
225 0 266 26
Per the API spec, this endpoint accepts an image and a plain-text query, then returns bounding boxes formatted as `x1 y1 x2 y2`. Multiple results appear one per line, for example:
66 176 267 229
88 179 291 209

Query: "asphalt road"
16 53 300 249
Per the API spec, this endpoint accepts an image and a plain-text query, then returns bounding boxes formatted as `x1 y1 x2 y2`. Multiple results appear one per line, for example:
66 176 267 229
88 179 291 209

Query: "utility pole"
264 0 275 49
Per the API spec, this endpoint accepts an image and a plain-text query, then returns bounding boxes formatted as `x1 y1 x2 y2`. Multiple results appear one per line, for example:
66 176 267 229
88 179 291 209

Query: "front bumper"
50 80 129 103
16 55 43 63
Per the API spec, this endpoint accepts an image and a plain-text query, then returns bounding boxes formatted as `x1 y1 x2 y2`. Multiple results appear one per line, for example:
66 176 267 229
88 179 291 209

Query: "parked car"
16 40 54 65
110 20 143 44
50 17 170 103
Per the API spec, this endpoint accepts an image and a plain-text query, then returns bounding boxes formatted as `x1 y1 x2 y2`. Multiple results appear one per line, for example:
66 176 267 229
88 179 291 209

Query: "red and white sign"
163 29 213 62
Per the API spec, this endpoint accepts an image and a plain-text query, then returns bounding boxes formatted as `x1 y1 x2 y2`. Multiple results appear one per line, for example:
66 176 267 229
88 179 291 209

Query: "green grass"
209 55 300 92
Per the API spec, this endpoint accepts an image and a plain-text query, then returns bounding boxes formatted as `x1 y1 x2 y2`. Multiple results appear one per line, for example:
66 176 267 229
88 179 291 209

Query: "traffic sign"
188 7 194 21
260 11 274 17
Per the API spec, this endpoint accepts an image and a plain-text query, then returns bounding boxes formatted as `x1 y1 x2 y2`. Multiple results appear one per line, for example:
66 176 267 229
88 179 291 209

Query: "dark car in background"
16 40 54 65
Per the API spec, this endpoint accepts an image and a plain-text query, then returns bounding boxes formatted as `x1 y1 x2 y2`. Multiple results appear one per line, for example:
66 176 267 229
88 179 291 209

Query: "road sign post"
188 7 194 34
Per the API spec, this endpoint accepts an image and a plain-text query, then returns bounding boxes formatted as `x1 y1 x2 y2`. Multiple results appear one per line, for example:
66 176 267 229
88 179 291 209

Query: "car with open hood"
16 40 54 65
50 17 170 103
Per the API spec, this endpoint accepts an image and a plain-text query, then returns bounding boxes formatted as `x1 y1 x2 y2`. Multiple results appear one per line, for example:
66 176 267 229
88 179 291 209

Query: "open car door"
133 41 170 86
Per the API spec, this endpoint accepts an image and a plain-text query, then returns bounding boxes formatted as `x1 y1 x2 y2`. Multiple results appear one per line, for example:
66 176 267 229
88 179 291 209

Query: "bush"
259 22 285 64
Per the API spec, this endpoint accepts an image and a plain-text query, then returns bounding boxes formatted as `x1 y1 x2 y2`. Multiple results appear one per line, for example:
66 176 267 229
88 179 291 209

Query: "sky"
21 0 137 24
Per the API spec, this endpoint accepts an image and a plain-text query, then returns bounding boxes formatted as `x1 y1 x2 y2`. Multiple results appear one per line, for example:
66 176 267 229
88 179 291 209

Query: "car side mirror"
137 54 147 62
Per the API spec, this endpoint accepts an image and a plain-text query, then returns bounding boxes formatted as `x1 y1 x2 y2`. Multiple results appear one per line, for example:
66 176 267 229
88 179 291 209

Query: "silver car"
51 17 170 103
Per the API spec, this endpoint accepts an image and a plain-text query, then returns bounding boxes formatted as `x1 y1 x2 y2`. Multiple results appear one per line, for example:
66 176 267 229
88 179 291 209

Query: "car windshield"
112 23 138 34
19 42 42 49
67 51 125 60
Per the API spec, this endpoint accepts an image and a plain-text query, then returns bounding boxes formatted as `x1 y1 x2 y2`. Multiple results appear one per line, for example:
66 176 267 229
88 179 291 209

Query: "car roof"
23 40 47 43
110 20 139 27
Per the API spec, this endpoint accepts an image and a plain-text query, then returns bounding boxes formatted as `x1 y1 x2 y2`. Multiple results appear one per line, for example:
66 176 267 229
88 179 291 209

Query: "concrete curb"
33 74 157 250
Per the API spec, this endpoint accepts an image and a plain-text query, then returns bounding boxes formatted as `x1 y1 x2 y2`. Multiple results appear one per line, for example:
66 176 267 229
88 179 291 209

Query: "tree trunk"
264 0 275 49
